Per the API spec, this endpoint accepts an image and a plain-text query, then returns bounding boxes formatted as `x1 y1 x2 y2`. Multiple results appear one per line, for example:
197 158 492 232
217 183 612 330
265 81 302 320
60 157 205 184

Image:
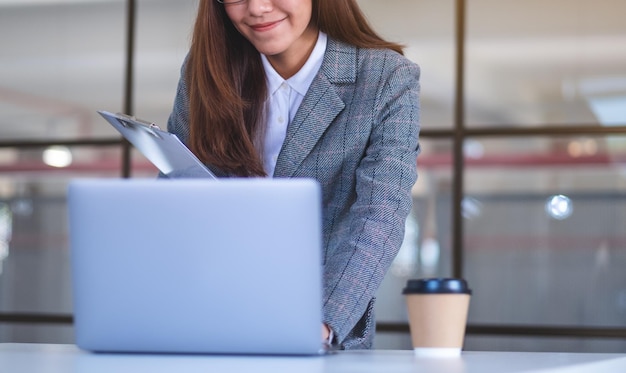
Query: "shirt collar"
261 32 328 96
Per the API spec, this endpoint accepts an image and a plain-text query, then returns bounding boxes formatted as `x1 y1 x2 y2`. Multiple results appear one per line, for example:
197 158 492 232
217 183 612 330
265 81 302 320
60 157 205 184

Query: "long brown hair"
187 0 404 177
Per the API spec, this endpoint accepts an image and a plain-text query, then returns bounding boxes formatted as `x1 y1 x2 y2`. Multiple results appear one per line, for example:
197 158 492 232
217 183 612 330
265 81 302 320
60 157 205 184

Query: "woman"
167 0 420 349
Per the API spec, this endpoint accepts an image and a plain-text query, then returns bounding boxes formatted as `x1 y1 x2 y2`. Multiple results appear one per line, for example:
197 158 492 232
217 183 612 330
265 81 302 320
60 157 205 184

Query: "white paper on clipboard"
98 110 217 179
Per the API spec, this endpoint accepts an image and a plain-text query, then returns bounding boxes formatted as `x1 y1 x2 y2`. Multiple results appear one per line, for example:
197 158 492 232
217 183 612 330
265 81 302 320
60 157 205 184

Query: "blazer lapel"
274 39 357 178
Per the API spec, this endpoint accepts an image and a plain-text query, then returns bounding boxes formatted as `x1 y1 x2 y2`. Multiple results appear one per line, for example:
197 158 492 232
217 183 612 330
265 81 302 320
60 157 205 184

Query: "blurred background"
0 0 625 352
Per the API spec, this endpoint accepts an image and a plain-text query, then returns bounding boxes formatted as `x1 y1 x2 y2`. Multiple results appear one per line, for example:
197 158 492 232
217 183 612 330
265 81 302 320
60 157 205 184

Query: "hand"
321 323 331 342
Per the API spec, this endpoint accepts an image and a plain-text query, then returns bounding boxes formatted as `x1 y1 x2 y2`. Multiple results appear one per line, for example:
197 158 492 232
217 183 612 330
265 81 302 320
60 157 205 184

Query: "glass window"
0 324 74 344
375 331 412 350
0 146 125 317
0 1 127 140
466 335 626 353
359 0 456 129
0 146 127 176
464 136 626 327
134 0 199 126
466 0 626 127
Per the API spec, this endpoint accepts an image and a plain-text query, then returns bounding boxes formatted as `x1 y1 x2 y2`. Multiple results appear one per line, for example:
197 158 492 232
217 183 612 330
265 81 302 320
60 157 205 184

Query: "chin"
250 41 289 57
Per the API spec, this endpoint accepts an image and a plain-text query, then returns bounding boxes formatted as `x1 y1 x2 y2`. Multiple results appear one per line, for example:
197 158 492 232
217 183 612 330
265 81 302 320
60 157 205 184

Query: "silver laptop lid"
68 178 323 355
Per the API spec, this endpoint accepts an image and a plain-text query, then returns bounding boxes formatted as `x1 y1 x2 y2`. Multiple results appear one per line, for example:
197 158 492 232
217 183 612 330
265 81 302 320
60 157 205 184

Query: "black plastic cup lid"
402 278 472 295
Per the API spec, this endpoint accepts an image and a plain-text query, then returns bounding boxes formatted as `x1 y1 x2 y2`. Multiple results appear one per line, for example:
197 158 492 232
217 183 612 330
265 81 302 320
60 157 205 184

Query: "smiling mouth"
249 19 283 32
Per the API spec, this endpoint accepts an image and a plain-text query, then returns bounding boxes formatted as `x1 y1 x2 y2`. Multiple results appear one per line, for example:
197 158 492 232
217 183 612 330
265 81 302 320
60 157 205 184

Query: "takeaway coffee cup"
403 278 472 357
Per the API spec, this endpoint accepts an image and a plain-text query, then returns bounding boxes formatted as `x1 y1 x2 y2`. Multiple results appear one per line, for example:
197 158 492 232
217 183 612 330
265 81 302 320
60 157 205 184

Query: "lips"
249 19 283 32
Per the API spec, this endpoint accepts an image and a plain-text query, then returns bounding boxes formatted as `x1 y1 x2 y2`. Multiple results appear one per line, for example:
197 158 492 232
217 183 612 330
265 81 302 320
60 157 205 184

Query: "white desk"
2 343 626 373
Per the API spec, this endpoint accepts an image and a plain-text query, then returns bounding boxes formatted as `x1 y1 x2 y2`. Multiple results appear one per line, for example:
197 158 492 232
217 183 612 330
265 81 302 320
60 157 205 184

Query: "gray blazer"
167 37 421 349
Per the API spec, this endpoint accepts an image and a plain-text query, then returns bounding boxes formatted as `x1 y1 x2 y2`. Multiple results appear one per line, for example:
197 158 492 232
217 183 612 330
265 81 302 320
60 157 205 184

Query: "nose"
246 0 273 16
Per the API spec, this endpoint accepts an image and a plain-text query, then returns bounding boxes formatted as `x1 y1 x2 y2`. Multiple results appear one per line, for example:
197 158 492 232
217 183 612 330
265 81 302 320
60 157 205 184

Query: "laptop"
97 110 217 179
67 178 324 355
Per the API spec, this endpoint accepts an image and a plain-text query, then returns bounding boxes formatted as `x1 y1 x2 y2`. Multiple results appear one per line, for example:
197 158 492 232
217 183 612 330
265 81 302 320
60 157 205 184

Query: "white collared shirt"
261 32 328 177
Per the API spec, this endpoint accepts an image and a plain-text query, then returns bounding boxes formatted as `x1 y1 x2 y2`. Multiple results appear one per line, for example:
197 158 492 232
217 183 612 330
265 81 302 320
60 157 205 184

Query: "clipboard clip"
114 112 163 139
116 112 161 130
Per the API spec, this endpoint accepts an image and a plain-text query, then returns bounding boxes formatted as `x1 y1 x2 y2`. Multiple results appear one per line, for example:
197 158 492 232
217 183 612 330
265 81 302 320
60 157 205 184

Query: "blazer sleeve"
323 60 421 347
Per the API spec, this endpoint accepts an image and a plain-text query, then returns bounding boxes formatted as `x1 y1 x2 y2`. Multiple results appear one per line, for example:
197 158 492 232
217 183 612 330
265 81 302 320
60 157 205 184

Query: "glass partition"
134 0 198 127
0 324 74 344
464 135 626 327
466 0 626 127
466 335 626 354
359 0 456 129
0 147 126 318
0 1 127 140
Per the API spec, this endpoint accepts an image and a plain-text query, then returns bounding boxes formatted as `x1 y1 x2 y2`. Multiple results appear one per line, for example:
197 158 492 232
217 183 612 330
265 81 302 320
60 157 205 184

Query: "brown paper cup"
403 278 471 357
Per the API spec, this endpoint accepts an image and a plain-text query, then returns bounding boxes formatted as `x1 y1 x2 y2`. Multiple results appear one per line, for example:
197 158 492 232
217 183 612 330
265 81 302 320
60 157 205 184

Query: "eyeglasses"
216 0 247 4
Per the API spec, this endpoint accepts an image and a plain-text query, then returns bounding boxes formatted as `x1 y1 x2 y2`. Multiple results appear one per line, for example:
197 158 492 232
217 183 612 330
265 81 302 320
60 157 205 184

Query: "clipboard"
98 110 217 179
